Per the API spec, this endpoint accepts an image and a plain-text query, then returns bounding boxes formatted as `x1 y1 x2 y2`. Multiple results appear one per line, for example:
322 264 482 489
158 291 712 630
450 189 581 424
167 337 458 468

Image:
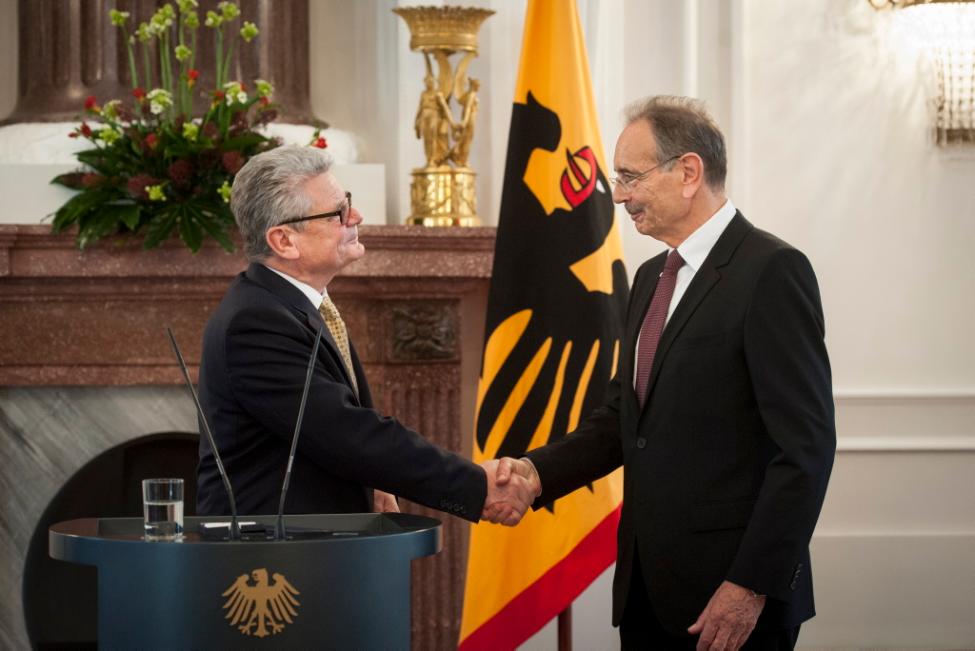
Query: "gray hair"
624 96 727 192
230 145 334 261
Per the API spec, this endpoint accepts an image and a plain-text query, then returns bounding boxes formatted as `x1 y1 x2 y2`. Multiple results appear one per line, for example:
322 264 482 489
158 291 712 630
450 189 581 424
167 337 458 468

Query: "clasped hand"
479 457 541 525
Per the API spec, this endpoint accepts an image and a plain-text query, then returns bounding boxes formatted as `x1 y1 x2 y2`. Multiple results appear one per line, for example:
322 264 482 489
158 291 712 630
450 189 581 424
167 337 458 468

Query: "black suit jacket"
527 213 836 634
197 263 486 520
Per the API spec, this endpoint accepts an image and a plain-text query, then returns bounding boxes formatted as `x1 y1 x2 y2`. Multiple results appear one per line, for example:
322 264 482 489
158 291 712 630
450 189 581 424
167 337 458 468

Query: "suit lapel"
245 263 360 398
641 213 754 410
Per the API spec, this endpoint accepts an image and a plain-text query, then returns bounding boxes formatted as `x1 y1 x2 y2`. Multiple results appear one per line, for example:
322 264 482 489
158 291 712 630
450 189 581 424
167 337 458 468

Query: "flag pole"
557 605 572 651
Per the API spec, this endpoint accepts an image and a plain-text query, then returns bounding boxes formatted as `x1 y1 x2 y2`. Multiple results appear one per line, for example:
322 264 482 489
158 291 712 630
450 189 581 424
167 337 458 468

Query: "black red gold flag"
460 0 628 648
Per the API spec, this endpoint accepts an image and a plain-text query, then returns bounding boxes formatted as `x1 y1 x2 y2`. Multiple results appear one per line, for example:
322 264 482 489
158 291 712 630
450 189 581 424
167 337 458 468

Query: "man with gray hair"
494 96 836 649
197 145 536 525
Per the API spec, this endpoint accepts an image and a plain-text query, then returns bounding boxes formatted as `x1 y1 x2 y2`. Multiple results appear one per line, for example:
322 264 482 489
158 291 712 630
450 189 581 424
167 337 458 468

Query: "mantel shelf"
0 224 496 386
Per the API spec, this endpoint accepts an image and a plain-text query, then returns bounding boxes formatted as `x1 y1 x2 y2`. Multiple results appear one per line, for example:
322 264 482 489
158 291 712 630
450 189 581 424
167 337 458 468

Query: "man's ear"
679 153 705 200
265 225 300 260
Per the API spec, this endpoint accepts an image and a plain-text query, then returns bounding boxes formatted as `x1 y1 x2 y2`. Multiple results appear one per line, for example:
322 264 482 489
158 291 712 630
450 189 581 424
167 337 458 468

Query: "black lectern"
50 513 442 650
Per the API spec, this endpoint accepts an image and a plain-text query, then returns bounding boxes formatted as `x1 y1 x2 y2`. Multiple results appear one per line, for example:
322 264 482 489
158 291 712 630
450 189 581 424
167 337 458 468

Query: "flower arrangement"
51 1 303 252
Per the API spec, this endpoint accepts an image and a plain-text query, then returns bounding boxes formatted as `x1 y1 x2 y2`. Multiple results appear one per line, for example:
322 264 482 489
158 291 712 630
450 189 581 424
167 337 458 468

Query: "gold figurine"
394 6 494 226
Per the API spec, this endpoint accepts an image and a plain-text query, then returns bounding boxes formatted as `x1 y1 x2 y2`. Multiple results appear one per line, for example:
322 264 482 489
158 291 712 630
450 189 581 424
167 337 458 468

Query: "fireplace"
0 225 494 650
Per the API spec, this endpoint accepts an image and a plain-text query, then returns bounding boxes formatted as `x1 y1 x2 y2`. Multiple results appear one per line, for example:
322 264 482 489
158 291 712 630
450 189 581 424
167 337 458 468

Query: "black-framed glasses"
611 155 681 190
279 191 352 227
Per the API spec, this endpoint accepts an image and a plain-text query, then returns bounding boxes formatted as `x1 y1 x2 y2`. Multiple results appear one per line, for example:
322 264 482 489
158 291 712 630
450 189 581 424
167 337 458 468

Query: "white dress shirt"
633 199 737 387
263 264 327 310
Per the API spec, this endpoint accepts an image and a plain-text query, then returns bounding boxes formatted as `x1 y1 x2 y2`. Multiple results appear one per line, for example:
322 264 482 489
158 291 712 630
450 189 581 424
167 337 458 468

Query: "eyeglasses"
611 155 681 191
278 191 352 227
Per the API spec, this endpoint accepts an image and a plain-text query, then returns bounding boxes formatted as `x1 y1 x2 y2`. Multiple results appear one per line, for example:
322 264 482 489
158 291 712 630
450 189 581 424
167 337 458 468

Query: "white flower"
147 88 173 115
222 81 247 105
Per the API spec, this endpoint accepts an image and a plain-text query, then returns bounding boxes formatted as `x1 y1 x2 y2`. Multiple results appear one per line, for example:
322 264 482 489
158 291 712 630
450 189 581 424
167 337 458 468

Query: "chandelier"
870 0 975 145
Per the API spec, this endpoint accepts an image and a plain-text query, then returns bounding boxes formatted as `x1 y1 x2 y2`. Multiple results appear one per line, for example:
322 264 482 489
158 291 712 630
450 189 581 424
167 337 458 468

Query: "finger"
501 506 524 526
495 458 513 484
695 620 717 651
709 625 733 651
728 630 748 651
687 611 706 635
485 505 513 523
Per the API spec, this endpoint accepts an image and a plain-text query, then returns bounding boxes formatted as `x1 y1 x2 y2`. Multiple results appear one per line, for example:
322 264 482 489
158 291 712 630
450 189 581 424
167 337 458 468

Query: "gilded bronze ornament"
394 6 494 226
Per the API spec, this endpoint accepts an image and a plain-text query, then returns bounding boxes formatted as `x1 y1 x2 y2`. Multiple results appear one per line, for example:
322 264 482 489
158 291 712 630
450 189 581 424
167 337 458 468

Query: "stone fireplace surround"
0 224 494 650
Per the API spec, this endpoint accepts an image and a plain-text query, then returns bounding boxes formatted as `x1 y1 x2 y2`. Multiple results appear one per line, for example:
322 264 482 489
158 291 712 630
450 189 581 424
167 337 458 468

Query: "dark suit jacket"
527 213 835 634
197 262 486 520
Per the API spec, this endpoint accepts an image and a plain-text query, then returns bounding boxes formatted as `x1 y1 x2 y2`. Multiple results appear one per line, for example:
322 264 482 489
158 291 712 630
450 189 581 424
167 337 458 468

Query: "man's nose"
347 206 363 226
611 182 627 204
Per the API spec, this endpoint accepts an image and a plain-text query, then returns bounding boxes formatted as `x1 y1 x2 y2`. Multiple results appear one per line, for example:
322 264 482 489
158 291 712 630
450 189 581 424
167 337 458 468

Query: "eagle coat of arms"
222 568 301 637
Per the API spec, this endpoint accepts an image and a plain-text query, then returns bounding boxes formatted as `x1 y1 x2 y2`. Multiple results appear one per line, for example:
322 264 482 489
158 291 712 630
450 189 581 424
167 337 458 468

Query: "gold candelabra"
394 6 494 226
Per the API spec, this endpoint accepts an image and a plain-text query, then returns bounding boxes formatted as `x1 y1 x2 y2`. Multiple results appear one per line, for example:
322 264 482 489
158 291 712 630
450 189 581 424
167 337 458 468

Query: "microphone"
276 324 325 540
166 327 241 540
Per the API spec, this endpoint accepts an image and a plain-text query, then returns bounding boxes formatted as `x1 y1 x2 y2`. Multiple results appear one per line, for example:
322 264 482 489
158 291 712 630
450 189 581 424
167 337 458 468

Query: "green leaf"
78 205 127 246
195 208 236 252
143 208 178 249
113 203 142 231
177 205 204 252
222 133 268 150
51 188 115 232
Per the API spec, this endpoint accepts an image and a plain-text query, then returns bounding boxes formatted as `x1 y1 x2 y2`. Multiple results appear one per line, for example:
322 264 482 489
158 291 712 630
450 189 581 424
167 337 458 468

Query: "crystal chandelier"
871 0 975 145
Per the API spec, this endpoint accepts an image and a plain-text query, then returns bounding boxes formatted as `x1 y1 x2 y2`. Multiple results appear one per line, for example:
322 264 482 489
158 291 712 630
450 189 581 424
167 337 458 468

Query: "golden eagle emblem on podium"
222 568 301 637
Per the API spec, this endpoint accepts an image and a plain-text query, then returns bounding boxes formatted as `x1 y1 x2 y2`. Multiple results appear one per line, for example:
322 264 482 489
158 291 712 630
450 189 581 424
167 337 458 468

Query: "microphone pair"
167 325 324 541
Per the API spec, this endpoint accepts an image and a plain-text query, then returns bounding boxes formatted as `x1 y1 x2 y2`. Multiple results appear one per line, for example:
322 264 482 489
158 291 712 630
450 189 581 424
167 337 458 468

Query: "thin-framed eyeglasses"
278 191 352 227
611 155 681 191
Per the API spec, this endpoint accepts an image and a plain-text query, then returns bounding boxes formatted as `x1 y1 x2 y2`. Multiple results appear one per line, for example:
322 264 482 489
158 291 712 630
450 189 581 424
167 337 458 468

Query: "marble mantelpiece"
0 224 494 650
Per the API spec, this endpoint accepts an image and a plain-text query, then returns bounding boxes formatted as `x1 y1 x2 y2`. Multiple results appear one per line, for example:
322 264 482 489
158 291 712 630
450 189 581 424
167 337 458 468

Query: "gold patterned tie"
319 296 359 396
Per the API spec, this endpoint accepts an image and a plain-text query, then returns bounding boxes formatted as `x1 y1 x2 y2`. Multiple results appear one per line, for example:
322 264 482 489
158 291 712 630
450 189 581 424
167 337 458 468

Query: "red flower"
132 87 146 100
187 69 200 88
145 133 159 149
68 131 79 139
168 159 194 190
79 122 93 138
222 151 245 175
213 90 225 102
84 95 97 111
202 121 220 141
259 96 270 107
313 136 327 149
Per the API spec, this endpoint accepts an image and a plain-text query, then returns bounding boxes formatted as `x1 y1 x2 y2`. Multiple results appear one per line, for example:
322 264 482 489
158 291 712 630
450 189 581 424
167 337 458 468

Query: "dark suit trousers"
620 556 800 650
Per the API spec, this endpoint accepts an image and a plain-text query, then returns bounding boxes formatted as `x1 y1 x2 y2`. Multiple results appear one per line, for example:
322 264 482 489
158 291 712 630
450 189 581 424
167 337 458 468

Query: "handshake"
479 457 542 526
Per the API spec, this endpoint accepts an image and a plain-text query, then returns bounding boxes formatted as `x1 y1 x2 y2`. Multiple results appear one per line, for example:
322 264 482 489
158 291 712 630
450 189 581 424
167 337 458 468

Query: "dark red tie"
635 249 685 408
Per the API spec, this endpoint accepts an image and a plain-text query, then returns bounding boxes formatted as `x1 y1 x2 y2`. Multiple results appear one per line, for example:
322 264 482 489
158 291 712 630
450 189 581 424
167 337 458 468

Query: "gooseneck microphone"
276 324 325 540
166 328 241 540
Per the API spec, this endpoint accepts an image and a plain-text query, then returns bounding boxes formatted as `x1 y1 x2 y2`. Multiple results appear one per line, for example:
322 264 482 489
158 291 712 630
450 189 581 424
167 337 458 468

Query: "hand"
495 457 541 498
688 580 766 651
479 458 538 525
372 490 400 513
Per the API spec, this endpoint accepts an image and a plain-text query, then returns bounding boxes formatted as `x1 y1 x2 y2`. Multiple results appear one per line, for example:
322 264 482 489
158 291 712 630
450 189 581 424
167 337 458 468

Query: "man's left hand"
688 580 765 651
373 490 400 513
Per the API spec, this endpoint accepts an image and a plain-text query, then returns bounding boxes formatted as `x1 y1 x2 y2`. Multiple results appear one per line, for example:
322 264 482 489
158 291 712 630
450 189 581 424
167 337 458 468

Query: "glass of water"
142 478 184 541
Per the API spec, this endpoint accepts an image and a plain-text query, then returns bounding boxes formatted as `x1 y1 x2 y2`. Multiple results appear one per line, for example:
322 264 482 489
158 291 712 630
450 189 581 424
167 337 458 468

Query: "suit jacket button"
790 581 798 590
636 438 647 449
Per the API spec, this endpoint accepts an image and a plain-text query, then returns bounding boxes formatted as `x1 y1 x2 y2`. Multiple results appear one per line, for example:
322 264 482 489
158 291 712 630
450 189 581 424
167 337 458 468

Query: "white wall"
1 0 973 648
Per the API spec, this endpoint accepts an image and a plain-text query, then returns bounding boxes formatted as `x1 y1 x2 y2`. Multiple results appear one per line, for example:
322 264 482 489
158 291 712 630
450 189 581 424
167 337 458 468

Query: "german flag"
459 1 628 648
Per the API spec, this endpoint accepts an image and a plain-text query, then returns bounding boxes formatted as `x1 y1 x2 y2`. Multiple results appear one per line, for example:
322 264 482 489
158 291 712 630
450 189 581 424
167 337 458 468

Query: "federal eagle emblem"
222 568 301 637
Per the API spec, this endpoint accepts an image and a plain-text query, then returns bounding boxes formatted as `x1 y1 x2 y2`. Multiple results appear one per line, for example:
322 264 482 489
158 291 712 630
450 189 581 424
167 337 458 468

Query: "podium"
49 513 442 650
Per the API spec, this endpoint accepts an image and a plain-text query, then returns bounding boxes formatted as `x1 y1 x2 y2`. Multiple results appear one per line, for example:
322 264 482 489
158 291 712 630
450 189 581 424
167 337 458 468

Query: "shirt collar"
674 199 736 272
263 264 325 310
